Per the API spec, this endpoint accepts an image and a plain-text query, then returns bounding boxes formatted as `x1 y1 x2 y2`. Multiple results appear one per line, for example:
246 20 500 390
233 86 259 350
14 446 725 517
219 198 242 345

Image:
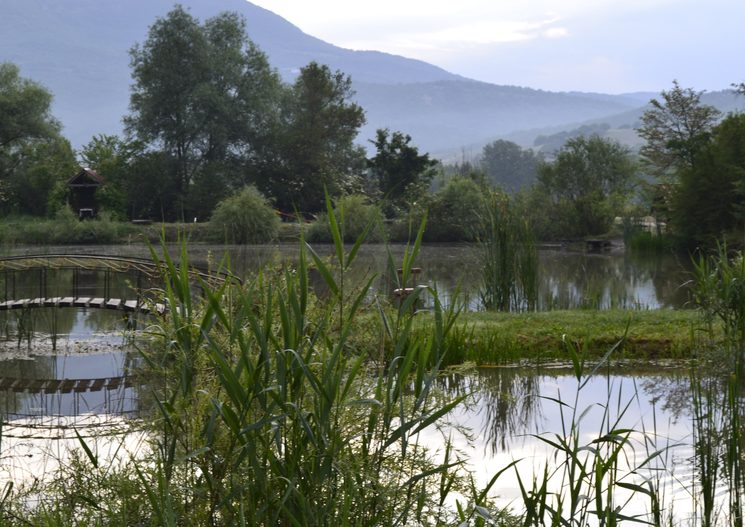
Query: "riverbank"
0 217 303 245
429 308 710 365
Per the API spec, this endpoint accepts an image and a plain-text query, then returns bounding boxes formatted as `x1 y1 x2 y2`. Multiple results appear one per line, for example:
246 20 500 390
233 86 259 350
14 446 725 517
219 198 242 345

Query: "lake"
2 242 693 310
0 243 719 523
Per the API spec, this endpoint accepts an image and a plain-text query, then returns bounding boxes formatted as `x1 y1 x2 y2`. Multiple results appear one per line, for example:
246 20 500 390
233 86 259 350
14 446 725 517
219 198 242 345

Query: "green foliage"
126 7 283 220
638 80 721 178
367 128 437 216
671 113 745 246
478 191 538 312
0 62 59 151
78 134 142 219
537 135 637 237
691 245 745 353
6 136 76 217
306 194 386 243
481 139 540 191
425 176 486 242
270 62 366 213
0 211 135 245
87 211 499 525
0 62 67 217
208 185 279 244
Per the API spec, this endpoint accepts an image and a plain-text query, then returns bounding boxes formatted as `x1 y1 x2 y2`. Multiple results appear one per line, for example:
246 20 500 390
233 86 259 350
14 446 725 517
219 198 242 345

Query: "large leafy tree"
637 80 720 177
672 113 745 245
537 136 637 237
272 62 366 213
367 128 436 217
480 139 540 192
0 62 68 215
126 6 282 219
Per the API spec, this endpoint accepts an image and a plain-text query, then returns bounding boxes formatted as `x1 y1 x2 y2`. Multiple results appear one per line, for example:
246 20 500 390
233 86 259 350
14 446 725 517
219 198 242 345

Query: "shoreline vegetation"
439 308 706 365
0 212 742 525
0 217 707 368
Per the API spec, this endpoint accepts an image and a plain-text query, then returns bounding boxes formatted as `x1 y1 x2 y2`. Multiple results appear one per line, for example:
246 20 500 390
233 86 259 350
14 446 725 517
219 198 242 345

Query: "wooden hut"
67 168 104 218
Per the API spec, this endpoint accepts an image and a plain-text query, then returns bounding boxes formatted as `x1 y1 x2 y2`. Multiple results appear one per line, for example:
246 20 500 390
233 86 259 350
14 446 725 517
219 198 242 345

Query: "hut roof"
67 168 105 187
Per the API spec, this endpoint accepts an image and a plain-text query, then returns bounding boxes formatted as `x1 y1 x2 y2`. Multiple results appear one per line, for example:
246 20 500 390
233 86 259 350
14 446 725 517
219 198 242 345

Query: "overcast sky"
249 0 744 94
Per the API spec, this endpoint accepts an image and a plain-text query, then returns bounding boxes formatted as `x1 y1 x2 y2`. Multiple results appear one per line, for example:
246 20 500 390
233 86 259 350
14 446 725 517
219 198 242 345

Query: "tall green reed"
478 192 538 312
689 243 745 527
116 194 494 525
513 338 671 526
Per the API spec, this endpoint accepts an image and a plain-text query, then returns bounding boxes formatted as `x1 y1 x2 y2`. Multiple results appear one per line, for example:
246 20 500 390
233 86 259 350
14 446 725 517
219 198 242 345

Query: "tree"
637 80 720 177
367 128 437 217
126 7 283 219
79 134 144 219
537 136 636 237
0 63 59 152
480 139 540 192
0 62 62 214
426 177 486 242
272 62 366 213
672 113 745 245
7 136 76 217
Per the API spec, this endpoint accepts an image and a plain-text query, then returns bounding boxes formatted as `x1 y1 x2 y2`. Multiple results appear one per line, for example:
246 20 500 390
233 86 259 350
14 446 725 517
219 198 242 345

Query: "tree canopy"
637 80 720 177
480 139 540 192
126 6 283 219
367 128 436 217
671 113 745 245
0 62 68 215
537 135 637 237
272 62 366 212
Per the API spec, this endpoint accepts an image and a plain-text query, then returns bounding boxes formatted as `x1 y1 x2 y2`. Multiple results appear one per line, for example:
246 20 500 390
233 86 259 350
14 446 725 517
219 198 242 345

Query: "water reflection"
0 307 143 418
6 243 693 310
0 352 139 417
434 367 728 523
447 367 695 457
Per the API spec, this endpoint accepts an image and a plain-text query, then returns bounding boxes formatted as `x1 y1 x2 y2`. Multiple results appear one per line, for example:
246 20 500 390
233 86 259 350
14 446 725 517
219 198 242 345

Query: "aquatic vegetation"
478 191 539 312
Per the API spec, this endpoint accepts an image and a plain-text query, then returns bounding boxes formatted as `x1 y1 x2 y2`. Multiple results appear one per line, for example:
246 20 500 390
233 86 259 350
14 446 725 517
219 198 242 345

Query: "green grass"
417 308 709 365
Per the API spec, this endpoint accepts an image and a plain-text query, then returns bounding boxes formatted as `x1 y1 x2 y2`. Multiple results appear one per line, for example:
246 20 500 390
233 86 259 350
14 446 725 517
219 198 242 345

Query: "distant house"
67 168 104 218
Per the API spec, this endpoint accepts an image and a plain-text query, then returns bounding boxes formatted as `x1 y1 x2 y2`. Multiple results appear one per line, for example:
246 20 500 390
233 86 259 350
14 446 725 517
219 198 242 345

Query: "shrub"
209 186 279 244
425 177 486 242
306 194 386 243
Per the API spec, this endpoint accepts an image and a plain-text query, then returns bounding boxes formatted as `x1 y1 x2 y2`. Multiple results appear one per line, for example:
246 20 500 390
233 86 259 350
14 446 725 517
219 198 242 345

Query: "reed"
512 338 671 526
0 194 504 525
478 191 539 312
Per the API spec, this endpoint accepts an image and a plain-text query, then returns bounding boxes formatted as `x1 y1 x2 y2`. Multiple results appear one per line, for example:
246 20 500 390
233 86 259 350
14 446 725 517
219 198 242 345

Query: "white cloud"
544 27 570 39
247 0 741 92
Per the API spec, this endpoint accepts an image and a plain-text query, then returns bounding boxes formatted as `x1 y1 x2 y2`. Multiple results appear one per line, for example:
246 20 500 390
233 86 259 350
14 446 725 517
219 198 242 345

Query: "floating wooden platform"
0 297 166 314
0 376 135 394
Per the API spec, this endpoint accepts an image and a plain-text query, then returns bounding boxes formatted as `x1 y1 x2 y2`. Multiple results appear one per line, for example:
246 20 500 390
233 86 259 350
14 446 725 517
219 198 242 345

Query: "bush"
209 186 279 244
306 194 386 243
425 177 486 242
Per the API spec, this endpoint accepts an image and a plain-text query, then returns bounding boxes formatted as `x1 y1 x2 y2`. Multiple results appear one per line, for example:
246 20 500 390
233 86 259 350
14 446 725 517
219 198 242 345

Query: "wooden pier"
0 296 165 314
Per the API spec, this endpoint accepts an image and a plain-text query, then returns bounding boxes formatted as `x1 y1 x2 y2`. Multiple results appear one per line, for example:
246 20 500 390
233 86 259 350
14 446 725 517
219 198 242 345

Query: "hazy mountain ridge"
1 0 661 154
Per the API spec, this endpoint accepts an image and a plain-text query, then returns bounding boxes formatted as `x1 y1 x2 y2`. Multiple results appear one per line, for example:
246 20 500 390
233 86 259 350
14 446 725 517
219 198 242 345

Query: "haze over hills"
2 0 731 156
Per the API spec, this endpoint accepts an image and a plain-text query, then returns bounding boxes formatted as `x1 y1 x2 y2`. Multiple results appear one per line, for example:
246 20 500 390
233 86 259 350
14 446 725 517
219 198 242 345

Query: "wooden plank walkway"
0 297 166 314
0 376 135 394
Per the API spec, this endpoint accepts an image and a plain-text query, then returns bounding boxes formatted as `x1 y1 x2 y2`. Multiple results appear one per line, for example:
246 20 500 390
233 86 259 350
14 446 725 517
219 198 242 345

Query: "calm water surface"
4 243 693 310
0 244 707 521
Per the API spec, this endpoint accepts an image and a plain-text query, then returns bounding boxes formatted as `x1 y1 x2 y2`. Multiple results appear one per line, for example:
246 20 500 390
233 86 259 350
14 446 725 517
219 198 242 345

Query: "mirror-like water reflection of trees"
441 367 708 457
4 244 692 310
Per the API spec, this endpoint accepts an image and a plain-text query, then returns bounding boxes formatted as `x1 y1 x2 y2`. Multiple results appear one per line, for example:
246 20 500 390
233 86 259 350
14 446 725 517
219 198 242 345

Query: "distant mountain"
0 0 647 154
505 90 745 155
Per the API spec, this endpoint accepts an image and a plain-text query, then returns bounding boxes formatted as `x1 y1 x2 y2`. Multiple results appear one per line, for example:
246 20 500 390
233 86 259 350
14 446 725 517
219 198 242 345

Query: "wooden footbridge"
0 254 237 315
0 374 139 423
